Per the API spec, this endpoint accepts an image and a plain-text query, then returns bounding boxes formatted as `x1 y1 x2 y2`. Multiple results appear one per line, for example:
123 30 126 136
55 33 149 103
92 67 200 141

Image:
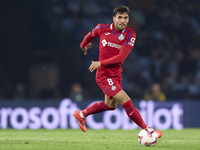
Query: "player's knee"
103 101 117 110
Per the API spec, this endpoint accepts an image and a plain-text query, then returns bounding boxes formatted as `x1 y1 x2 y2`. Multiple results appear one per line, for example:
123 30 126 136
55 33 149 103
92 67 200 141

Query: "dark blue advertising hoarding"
0 99 199 130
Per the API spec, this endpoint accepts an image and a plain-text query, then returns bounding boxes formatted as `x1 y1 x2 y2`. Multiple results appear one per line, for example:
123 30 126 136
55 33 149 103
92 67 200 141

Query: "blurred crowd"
0 0 200 100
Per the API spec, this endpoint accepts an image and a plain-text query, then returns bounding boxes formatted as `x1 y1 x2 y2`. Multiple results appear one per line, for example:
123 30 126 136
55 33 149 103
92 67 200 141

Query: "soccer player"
73 6 162 138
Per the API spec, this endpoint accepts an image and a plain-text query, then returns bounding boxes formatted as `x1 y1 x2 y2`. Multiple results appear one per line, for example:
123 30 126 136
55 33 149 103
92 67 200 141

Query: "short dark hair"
113 6 130 17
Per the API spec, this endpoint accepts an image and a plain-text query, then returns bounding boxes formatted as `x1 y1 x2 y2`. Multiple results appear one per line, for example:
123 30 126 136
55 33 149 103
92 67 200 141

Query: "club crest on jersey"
111 86 116 90
118 34 125 41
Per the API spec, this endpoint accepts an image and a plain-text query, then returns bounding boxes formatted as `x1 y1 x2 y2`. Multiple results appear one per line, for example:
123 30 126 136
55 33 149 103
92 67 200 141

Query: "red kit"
81 23 136 99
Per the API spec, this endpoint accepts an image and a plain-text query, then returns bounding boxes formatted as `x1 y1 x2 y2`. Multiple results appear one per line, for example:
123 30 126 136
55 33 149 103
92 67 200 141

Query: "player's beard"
115 23 127 31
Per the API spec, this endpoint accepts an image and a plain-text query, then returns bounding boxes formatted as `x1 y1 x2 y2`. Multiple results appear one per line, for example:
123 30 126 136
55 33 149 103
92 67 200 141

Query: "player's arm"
80 32 93 55
89 35 136 72
100 34 136 66
100 44 132 66
89 46 132 72
80 24 101 55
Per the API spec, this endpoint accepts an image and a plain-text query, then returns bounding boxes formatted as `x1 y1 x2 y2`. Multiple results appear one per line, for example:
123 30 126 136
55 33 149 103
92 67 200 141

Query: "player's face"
113 12 129 31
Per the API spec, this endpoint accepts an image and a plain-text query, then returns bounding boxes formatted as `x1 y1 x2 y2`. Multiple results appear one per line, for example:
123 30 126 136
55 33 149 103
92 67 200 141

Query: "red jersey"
81 23 136 77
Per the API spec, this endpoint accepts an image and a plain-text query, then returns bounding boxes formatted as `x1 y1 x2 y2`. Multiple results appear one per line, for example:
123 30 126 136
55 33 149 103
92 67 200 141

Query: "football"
138 128 158 146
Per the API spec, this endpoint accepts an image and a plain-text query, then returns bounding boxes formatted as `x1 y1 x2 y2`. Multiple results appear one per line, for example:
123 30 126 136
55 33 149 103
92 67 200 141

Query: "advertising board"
0 99 190 130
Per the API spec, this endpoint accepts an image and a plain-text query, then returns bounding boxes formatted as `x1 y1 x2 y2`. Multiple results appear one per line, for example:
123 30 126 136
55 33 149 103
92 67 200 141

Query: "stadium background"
0 0 200 101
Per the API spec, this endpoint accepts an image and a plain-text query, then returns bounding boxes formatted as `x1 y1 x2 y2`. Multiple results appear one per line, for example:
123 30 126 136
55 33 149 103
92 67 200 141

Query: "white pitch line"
162 140 199 142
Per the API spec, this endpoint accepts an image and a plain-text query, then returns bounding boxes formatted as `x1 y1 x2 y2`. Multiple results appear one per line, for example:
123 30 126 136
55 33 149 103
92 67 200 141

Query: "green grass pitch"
0 128 199 150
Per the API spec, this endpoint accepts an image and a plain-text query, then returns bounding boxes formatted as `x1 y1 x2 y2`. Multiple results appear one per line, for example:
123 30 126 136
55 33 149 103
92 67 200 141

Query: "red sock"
82 101 116 117
122 100 147 129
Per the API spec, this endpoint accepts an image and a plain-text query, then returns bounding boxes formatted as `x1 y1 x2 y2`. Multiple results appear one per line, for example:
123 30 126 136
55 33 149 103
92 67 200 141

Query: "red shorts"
96 74 122 100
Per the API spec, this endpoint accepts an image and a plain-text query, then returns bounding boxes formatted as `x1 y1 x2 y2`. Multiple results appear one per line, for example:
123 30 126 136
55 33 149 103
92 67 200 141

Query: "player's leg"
105 94 118 109
112 90 148 129
80 94 117 118
73 95 117 132
74 74 119 132
112 90 162 138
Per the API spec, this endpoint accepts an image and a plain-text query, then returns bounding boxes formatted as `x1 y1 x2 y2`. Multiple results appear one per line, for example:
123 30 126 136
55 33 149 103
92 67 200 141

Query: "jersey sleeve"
80 24 102 48
124 30 136 49
91 24 102 38
100 31 136 66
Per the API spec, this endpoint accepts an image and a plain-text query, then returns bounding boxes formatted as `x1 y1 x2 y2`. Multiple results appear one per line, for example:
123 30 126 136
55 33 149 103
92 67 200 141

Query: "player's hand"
81 42 92 55
89 61 101 72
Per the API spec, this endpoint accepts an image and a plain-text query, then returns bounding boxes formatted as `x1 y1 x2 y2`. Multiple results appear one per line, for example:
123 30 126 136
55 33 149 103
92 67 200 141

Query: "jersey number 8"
107 78 113 85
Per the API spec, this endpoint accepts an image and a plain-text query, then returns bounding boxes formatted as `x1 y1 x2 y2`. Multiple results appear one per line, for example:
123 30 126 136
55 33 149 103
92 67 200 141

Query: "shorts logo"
111 86 116 91
118 34 124 41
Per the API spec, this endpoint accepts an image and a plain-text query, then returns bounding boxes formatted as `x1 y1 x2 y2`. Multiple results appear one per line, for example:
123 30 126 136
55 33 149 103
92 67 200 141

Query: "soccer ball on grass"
138 128 158 146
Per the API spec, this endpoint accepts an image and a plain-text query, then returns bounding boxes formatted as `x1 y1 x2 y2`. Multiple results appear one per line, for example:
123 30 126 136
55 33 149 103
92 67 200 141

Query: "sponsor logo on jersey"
102 39 121 50
111 85 116 90
102 39 108 47
128 37 136 46
118 34 125 41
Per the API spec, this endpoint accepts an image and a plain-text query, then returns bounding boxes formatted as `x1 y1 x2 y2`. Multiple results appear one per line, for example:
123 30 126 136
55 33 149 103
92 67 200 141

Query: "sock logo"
129 111 134 115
